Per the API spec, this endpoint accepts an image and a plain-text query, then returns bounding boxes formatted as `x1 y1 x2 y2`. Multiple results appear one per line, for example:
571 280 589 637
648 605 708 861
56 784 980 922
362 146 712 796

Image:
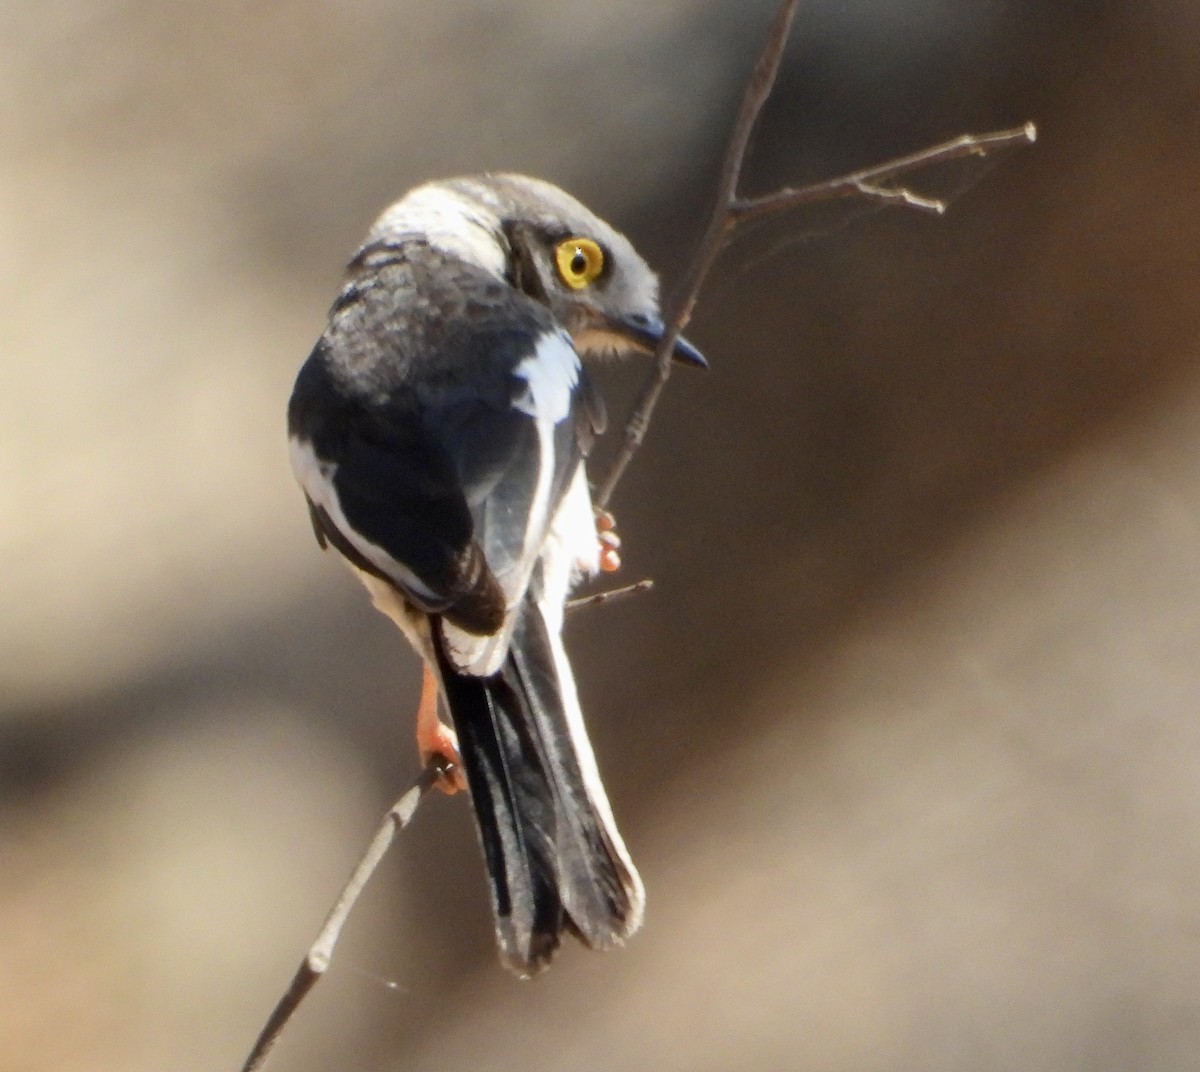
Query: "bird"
287 173 705 975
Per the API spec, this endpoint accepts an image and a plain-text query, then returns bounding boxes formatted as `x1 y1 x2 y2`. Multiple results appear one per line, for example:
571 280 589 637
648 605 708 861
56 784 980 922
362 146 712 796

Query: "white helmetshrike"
287 174 704 975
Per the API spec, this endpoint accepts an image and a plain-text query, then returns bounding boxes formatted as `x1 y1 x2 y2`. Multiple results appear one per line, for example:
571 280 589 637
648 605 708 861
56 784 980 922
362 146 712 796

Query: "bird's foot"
419 721 468 795
415 664 467 794
594 508 622 573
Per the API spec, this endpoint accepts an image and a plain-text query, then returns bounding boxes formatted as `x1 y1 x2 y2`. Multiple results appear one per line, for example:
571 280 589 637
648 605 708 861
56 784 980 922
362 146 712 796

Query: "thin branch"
239 766 441 1072
566 578 655 613
730 123 1038 222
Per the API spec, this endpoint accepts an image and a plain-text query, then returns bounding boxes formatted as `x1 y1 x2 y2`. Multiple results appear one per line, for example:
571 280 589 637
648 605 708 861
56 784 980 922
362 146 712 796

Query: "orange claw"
595 508 622 573
414 663 467 794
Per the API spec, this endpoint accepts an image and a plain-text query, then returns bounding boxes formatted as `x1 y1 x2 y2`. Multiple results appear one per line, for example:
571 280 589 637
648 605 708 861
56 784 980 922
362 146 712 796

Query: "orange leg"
414 663 467 795
595 508 622 573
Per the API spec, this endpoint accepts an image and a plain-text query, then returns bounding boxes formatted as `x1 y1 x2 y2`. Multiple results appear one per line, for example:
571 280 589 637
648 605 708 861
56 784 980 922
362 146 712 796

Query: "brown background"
4 2 1200 1070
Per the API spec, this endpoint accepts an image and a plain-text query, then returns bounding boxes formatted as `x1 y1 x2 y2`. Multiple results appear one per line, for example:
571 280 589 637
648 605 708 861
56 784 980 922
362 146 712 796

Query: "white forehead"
366 183 508 278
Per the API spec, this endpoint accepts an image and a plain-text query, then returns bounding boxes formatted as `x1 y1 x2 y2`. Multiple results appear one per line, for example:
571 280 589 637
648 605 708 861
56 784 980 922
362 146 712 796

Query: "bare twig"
566 578 655 612
239 766 441 1072
593 0 1035 509
730 123 1038 222
594 0 801 510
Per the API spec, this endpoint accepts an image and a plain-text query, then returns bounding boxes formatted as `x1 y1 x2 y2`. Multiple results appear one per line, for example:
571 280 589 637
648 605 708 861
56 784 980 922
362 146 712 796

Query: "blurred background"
4 1 1200 1069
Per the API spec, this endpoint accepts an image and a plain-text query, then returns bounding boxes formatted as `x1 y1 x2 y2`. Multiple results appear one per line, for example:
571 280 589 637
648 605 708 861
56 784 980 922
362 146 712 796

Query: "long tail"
432 597 644 976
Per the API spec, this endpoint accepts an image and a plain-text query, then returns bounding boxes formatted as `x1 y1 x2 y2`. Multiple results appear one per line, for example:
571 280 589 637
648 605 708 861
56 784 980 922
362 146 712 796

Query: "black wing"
288 271 603 640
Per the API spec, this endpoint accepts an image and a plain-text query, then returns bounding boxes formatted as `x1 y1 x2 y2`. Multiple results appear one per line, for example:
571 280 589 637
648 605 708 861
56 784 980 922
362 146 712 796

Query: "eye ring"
554 237 605 290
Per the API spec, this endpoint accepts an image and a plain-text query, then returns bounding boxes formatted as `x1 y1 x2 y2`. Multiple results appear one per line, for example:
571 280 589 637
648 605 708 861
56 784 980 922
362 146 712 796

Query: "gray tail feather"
433 598 642 975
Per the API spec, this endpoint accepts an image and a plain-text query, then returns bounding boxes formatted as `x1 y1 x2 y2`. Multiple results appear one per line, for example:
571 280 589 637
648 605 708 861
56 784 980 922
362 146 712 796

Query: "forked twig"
240 0 1035 1066
593 3 1035 508
729 123 1039 223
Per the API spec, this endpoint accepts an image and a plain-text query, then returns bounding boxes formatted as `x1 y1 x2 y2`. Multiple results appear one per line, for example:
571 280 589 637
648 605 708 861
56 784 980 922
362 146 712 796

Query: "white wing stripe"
442 332 583 675
512 331 580 424
288 435 441 605
512 331 581 586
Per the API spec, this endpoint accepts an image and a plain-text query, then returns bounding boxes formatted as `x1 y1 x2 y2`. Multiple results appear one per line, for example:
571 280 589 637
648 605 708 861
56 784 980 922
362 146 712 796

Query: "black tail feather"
433 599 642 975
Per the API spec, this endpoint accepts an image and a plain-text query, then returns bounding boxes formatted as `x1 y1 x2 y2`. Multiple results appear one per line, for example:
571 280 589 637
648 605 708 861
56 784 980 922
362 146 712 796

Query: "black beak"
608 313 708 369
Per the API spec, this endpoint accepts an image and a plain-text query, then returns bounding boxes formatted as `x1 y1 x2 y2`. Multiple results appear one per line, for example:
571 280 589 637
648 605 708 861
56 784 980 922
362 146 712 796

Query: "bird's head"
369 173 706 368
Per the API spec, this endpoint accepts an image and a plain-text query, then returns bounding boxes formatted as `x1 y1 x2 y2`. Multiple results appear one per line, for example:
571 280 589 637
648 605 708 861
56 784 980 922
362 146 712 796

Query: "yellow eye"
554 237 605 290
